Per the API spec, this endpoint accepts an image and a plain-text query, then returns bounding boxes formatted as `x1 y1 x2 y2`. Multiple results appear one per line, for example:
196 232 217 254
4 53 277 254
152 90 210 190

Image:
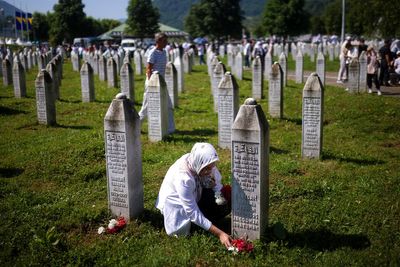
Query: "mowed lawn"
0 56 399 266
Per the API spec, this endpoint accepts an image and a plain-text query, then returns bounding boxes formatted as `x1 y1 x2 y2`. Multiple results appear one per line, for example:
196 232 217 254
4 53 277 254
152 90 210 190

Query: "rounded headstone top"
115 93 127 100
225 71 231 75
244 98 257 105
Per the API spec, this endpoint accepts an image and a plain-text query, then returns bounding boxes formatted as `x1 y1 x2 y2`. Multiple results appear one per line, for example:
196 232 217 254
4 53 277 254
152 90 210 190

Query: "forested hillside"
153 0 332 30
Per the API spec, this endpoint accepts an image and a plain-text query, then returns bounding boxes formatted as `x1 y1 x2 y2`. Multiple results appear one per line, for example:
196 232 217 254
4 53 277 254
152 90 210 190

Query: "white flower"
98 226 105 235
228 246 238 254
215 191 227 205
108 219 118 229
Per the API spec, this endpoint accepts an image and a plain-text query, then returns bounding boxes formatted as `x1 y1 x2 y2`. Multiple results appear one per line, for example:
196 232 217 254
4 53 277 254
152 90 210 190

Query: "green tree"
259 0 309 37
184 0 243 40
125 0 160 38
32 12 51 42
49 0 86 45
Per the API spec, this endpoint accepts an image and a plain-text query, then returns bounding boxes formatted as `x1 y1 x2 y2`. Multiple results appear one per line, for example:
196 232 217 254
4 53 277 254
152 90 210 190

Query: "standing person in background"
198 43 205 65
379 39 393 86
337 40 352 83
358 38 368 56
138 32 175 134
243 39 251 69
366 46 382 95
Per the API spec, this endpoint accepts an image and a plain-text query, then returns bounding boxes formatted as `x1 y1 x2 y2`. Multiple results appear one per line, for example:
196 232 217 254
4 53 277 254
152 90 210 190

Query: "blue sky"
6 0 129 19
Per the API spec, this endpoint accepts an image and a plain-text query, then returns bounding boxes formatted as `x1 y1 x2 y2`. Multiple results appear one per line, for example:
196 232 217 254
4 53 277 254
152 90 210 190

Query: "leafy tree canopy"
125 0 160 39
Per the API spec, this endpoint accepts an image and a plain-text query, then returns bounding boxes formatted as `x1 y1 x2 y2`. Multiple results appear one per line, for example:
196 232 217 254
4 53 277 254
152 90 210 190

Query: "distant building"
0 0 31 39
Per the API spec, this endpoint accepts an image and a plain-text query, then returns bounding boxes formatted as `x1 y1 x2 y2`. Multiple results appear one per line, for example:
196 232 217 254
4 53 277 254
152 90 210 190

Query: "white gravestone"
35 69 56 125
183 52 191 74
12 59 26 98
302 73 324 159
72 53 80 72
120 62 134 102
174 55 184 93
147 71 170 142
252 56 263 99
99 56 107 81
264 51 272 82
80 62 95 102
278 52 287 87
104 93 143 220
134 51 143 75
231 98 269 241
269 62 284 118
165 62 178 108
107 57 118 88
316 52 326 86
295 50 304 83
218 72 239 149
234 52 243 80
348 58 360 93
212 61 226 112
358 51 367 92
2 59 12 86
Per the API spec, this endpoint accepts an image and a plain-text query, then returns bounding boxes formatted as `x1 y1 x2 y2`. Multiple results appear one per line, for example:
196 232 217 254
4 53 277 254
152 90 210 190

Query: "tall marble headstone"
46 62 60 100
134 51 143 75
104 93 143 220
147 71 169 142
316 52 326 86
183 52 191 74
231 98 269 241
71 53 80 72
348 58 360 93
120 62 134 101
2 59 12 86
264 51 272 81
107 57 118 88
295 50 304 83
174 55 184 93
99 55 107 81
212 62 226 112
302 73 324 159
165 62 178 108
268 62 284 118
12 58 26 98
218 72 239 149
234 52 243 80
252 56 263 99
358 51 367 92
278 52 287 87
35 69 56 125
80 61 95 102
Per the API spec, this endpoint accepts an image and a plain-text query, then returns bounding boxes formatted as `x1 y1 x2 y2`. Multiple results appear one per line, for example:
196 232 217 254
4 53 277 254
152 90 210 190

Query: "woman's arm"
209 225 232 248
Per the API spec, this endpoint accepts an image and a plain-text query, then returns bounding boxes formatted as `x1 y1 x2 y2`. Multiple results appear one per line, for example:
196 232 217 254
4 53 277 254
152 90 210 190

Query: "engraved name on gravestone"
252 56 263 99
269 62 284 118
212 61 226 112
104 93 143 220
296 50 304 83
80 61 95 102
120 62 134 101
316 52 326 86
278 52 287 87
302 73 324 159
107 57 118 88
165 62 178 108
2 59 12 86
35 69 56 125
348 58 360 93
231 98 269 241
264 51 272 81
218 72 239 149
147 71 169 142
13 58 26 98
358 51 367 92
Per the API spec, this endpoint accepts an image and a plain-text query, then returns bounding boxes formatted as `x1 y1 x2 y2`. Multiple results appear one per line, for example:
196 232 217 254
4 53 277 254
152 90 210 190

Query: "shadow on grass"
55 124 92 130
264 223 370 251
59 99 81 104
138 208 164 230
0 167 24 178
270 146 289 154
322 151 385 165
283 117 302 125
0 106 28 115
164 128 217 143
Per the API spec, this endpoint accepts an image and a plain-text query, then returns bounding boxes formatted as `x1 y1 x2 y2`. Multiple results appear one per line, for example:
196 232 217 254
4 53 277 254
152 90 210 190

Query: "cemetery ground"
1 56 399 266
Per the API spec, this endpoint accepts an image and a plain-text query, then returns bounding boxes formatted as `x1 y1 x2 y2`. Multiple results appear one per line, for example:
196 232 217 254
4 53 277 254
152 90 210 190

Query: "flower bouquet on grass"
228 236 254 255
98 217 126 235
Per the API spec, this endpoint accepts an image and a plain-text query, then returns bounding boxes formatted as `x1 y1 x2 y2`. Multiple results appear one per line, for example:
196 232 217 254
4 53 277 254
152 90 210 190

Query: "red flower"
230 238 254 253
105 217 126 234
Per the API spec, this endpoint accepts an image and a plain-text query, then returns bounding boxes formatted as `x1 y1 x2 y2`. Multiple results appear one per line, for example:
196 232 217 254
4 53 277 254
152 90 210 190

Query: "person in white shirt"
155 143 232 248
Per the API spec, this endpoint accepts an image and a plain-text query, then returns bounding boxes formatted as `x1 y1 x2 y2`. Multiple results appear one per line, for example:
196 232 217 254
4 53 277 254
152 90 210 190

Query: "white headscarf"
187 143 219 175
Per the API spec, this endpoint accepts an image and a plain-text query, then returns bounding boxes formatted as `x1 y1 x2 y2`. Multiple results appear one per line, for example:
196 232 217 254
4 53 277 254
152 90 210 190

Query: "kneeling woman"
155 143 232 248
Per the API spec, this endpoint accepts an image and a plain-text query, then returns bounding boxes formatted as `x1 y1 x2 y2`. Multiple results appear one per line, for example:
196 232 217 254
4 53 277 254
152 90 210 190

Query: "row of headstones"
104 71 324 240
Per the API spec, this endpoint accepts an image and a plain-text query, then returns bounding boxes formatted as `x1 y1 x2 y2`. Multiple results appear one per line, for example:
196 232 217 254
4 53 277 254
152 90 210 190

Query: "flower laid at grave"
227 237 254 254
98 217 126 235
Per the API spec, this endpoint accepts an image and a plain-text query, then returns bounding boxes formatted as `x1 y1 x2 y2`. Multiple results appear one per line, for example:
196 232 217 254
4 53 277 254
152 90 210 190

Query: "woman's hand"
209 225 232 249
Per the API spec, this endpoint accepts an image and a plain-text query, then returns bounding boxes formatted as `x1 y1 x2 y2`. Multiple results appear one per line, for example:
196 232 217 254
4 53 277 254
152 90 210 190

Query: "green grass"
0 57 399 266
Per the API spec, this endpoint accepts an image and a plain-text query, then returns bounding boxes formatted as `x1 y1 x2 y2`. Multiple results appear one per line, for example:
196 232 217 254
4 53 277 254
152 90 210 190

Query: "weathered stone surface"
252 56 263 99
80 61 95 102
35 69 56 125
268 62 284 118
120 62 134 101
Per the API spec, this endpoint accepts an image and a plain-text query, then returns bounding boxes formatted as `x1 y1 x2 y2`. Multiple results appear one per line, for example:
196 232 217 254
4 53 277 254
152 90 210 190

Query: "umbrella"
193 37 207 44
